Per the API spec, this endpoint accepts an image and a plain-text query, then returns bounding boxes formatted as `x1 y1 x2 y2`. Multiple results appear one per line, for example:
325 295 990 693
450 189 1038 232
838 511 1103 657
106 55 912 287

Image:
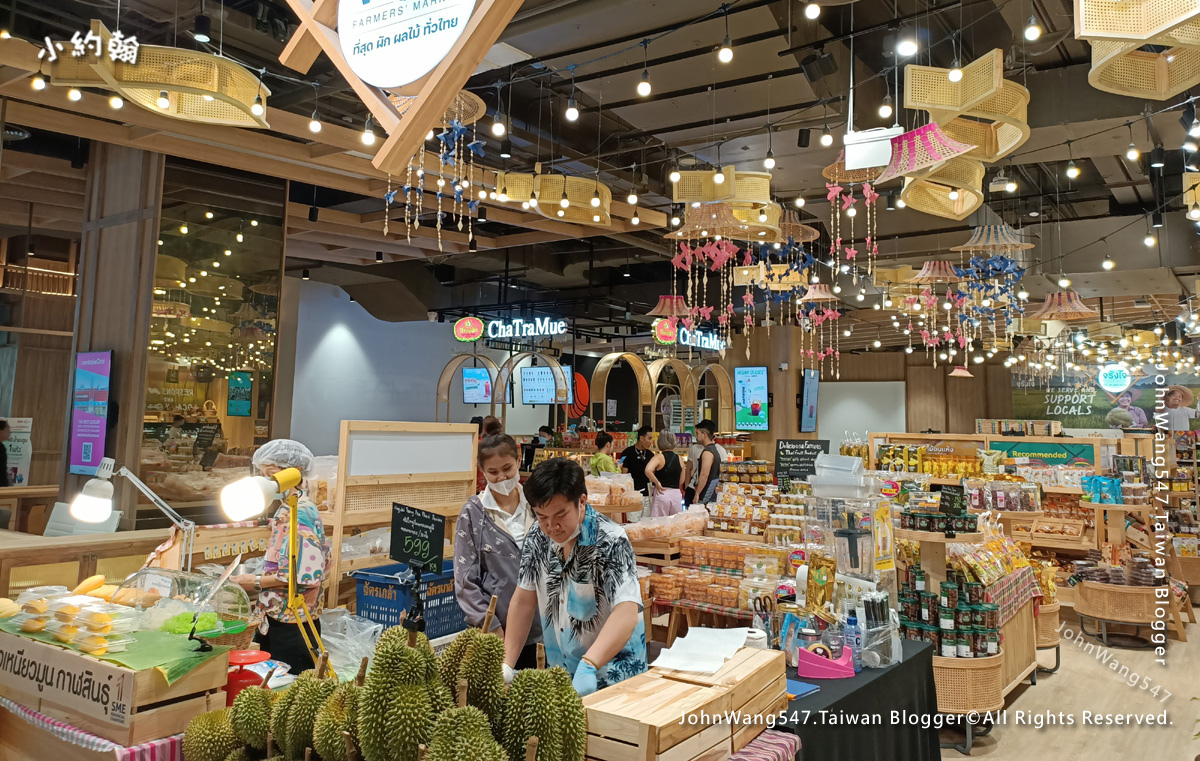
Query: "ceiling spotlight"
1191 117 1200 139
591 188 601 207
194 13 212 43
713 169 726 184
491 113 506 137
1024 16 1042 41
308 110 322 133
376 251 384 263
1150 145 1165 168
764 150 776 170
1152 211 1164 228
251 94 264 116
896 26 919 57
499 138 513 159
948 61 963 82
302 269 310 281
565 97 579 122
1190 203 1200 221
637 68 652 96
804 2 821 20
1066 160 1080 179
820 125 833 147
878 95 893 120
31 75 45 91
152 90 173 109
1126 142 1139 161
627 191 638 205
109 94 124 109
794 196 805 208
426 130 435 141
717 36 733 64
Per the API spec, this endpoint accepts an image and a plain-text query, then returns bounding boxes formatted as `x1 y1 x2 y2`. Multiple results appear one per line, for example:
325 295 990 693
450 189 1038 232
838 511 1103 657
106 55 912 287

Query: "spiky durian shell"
458 633 507 735
551 666 587 761
313 681 361 761
437 627 481 700
230 685 274 750
182 708 242 761
285 675 336 759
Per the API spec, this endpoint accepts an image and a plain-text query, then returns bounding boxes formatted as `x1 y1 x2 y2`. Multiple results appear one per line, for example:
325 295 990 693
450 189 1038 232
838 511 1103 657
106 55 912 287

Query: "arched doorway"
691 363 734 432
434 354 501 422
590 352 653 428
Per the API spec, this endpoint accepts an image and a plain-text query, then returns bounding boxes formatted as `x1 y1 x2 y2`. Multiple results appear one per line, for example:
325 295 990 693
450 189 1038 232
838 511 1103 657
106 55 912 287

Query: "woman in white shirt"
453 434 540 668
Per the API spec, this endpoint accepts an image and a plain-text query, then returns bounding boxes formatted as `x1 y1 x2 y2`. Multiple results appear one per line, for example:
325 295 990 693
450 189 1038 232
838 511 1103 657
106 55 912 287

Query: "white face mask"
489 474 520 496
553 524 582 551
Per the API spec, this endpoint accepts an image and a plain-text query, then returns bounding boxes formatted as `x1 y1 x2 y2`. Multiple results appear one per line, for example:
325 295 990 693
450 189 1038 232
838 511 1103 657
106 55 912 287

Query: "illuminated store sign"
454 316 568 342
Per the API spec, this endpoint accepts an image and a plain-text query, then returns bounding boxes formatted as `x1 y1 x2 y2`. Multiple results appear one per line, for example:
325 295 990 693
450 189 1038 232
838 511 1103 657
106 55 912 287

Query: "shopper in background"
232 439 331 671
502 457 647 695
537 425 556 445
619 425 654 516
476 415 505 491
683 427 727 505
454 434 540 668
589 432 621 475
645 430 683 517
692 420 724 505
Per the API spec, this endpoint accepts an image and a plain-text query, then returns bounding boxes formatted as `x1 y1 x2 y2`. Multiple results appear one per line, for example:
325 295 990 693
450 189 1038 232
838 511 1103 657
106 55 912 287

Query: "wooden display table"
0 629 228 756
1074 580 1192 645
0 485 61 532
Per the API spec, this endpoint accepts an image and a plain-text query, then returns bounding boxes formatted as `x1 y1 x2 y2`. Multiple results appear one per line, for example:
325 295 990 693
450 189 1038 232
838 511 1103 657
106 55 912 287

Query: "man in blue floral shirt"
502 457 647 695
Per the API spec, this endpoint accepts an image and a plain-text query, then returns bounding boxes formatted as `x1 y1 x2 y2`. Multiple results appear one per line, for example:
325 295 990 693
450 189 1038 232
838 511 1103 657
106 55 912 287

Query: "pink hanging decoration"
742 250 754 266
844 247 857 260
742 292 755 306
682 317 695 329
875 122 978 183
840 194 857 212
718 314 729 325
862 182 879 205
825 183 843 202
698 305 714 320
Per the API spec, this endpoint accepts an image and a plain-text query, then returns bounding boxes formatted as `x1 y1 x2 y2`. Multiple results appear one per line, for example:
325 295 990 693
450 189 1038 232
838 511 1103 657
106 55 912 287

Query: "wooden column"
66 144 164 529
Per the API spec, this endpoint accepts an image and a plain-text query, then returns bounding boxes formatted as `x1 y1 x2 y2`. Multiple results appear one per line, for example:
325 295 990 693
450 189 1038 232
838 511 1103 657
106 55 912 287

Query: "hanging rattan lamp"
664 202 753 240
798 283 839 302
906 260 963 284
950 222 1035 252
387 89 487 127
1028 291 1101 321
822 152 883 184
948 365 974 378
49 20 271 128
647 295 689 317
779 209 821 243
875 122 977 183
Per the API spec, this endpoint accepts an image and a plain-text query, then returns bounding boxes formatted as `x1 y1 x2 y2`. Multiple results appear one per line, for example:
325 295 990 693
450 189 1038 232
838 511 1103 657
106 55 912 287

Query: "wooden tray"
633 538 683 568
583 672 731 761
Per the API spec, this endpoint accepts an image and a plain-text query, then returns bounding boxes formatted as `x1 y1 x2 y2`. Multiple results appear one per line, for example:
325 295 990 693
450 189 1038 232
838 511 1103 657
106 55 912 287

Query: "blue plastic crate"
350 560 467 639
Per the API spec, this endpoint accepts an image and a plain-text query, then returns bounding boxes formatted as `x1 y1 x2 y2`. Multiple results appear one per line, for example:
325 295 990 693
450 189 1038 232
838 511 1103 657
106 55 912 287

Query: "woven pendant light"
906 260 963 283
779 210 821 243
950 222 1035 252
798 283 839 302
949 366 974 378
822 152 884 184
1029 291 1100 321
875 123 977 183
664 202 753 240
647 295 689 317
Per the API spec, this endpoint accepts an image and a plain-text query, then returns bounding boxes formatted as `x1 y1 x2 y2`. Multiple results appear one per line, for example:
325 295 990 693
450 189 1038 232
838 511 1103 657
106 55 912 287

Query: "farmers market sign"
454 316 568 342
339 0 477 89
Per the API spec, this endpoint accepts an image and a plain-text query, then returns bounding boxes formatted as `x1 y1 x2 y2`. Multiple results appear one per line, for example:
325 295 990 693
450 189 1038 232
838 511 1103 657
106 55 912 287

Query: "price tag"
389 503 445 570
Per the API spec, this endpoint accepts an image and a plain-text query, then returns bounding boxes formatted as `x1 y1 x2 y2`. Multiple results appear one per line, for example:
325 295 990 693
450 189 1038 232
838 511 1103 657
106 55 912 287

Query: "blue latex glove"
572 659 598 696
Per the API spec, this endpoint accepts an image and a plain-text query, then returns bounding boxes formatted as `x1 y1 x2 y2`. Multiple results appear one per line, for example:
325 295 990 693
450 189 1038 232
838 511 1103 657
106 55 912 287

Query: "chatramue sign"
653 319 678 345
453 316 485 342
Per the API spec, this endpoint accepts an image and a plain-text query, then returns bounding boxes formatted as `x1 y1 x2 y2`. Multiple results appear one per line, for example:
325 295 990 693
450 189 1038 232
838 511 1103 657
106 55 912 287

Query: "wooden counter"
0 528 166 597
0 484 59 532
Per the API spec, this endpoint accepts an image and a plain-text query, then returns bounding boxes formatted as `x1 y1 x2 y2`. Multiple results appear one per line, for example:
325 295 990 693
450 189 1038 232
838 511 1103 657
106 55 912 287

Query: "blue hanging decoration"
454 185 464 203
385 188 400 205
467 199 479 213
467 139 486 159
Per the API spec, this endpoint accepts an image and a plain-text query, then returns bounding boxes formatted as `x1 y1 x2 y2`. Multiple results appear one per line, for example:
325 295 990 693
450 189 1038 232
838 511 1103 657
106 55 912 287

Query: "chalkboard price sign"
389 502 445 569
939 483 966 517
194 424 220 452
774 439 830 487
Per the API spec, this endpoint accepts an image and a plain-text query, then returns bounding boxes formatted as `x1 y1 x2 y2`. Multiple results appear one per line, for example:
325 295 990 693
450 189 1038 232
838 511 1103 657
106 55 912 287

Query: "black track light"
308 205 319 222
376 251 384 262
194 14 211 43
302 269 310 280
477 206 487 222
500 138 513 159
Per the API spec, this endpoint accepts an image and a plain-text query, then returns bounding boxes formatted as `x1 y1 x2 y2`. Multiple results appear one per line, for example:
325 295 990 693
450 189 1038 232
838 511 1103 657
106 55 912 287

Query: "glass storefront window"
140 159 285 519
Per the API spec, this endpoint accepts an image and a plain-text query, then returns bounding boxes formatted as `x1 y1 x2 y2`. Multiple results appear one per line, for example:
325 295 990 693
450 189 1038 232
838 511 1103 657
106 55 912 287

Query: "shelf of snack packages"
531 431 752 471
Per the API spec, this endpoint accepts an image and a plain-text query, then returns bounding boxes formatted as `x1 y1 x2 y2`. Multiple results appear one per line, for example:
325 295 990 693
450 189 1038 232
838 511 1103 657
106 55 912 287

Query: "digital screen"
463 367 492 404
228 371 253 417
734 366 769 432
800 369 819 433
69 351 111 475
521 365 572 406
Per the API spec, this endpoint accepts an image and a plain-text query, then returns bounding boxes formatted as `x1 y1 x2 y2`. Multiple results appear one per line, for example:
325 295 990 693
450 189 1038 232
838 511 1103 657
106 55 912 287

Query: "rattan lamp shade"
900 157 985 221
732 202 782 242
950 222 1035 251
647 295 689 317
517 173 613 228
664 202 753 240
671 166 736 204
51 20 271 128
1029 291 1101 321
875 123 977 183
822 154 883 184
948 366 974 378
798 283 839 302
779 210 821 243
387 89 487 126
907 260 963 284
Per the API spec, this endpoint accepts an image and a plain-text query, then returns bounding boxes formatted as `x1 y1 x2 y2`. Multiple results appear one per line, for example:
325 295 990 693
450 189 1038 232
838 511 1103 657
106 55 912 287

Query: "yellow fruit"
82 610 113 626
52 625 78 642
21 617 46 632
81 645 107 656
86 585 117 601
72 575 107 596
21 599 47 614
87 623 113 634
0 598 17 618
78 635 108 656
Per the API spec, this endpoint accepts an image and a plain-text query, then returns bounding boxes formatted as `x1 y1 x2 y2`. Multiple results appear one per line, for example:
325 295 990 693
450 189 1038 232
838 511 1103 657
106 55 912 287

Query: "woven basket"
671 167 736 204
1074 580 1159 624
900 157 985 221
198 613 258 650
932 650 1006 714
1035 601 1061 647
528 173 612 228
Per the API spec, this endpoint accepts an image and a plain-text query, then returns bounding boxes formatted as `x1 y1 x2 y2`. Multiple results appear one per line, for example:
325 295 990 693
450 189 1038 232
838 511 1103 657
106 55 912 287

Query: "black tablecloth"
777 639 940 761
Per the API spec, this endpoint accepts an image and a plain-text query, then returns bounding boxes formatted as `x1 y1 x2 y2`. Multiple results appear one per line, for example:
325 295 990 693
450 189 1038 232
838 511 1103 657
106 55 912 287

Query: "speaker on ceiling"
800 50 838 83
797 129 811 148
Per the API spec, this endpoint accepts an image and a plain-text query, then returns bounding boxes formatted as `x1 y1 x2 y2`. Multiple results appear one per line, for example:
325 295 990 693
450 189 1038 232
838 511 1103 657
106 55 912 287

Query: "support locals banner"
1011 364 1200 432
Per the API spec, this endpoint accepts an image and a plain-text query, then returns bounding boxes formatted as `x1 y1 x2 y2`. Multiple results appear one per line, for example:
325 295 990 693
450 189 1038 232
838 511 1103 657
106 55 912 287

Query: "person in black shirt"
0 420 10 487
645 430 683 516
619 426 654 517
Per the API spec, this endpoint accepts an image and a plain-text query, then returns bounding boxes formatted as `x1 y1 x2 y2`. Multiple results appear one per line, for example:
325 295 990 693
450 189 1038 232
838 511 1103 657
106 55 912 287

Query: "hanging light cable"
308 83 322 133
637 40 652 96
717 5 734 63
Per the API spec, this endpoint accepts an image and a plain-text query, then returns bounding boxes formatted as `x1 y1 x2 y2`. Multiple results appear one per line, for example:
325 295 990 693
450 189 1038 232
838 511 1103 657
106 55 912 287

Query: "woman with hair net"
231 439 331 670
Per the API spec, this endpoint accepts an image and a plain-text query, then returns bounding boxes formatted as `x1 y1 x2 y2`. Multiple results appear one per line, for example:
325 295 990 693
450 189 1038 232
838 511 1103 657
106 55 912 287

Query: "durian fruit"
457 632 507 736
437 627 481 699
270 680 303 759
231 668 278 750
312 658 367 761
286 672 336 758
551 666 587 761
501 665 587 761
427 706 506 761
223 748 253 761
359 630 440 761
384 683 432 761
182 708 243 761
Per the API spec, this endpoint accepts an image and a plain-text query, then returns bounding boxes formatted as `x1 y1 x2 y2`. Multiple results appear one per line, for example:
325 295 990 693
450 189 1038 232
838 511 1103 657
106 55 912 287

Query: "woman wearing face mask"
454 434 541 668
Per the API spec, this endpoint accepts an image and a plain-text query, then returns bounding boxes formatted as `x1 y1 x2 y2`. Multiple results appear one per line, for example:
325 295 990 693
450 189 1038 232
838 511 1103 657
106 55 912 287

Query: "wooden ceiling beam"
0 185 83 210
5 172 87 195
0 150 85 179
285 227 433 259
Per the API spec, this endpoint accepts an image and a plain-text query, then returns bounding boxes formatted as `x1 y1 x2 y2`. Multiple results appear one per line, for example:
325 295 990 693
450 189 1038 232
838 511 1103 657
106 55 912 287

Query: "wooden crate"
1010 517 1089 552
0 630 229 746
633 538 682 568
582 672 732 761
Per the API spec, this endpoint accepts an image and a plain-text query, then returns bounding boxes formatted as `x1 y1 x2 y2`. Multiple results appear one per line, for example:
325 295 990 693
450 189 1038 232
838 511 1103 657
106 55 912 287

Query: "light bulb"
109 95 124 109
948 188 960 201
896 198 906 208
1144 233 1156 247
856 293 865 302
593 213 601 222
591 190 601 207
896 29 918 57
565 97 579 121
236 232 244 243
529 192 538 207
560 193 570 209
498 187 509 203
1005 179 1017 193
180 224 189 235
491 117 506 137
1191 118 1200 139
251 95 264 116
1017 289 1029 300
878 95 893 119
794 196 805 208
905 346 914 354
717 36 733 64
669 169 681 183
1066 160 1079 179
671 214 681 226
713 170 725 184
1058 276 1071 287
845 206 856 217
309 111 322 133
804 2 820 20
632 213 640 226
948 62 963 82
521 201 530 210
820 126 833 147
426 129 435 141
66 87 82 102
874 340 882 348
31 76 45 91
637 69 652 96
557 209 565 217
1102 256 1115 271
764 150 775 170
1024 16 1042 41
205 211 214 219
833 284 842 294
943 301 952 310
627 191 638 205
362 126 376 146
1126 143 1139 161
1190 203 1200 220
884 298 893 307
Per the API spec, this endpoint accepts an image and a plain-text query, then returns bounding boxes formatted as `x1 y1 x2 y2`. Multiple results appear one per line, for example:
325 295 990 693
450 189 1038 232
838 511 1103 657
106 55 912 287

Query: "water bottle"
844 614 863 673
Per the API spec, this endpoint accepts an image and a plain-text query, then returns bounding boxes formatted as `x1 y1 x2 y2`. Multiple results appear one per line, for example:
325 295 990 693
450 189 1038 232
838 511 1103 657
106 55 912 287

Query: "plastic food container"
12 612 48 633
47 620 82 643
48 595 104 623
76 633 135 656
80 603 142 634
16 586 69 606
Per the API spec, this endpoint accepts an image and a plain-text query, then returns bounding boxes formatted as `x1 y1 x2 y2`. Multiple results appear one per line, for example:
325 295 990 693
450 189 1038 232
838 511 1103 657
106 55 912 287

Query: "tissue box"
729 729 802 760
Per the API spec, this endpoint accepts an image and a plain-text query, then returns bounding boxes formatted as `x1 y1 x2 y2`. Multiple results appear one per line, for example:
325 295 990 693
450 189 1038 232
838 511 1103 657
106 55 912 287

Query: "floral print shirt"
517 505 647 689
258 495 331 631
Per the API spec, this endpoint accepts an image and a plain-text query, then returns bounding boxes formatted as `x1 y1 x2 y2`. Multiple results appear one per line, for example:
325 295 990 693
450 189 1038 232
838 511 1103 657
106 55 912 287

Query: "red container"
226 649 271 706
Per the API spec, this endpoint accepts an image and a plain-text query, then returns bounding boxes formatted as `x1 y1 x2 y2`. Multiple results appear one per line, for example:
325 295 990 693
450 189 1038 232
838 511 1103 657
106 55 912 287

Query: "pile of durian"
182 597 586 761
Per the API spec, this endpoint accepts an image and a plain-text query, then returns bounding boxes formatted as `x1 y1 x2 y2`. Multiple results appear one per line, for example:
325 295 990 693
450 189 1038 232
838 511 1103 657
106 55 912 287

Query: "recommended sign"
462 367 492 404
69 351 111 476
339 0 478 90
735 366 769 431
390 502 445 569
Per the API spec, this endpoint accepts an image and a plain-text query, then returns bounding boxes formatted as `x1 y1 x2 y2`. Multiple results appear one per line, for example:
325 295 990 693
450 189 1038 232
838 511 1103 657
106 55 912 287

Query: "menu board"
734 366 769 431
228 371 253 417
462 367 492 404
390 502 445 569
800 369 819 433
521 365 572 405
69 351 111 475
775 439 829 485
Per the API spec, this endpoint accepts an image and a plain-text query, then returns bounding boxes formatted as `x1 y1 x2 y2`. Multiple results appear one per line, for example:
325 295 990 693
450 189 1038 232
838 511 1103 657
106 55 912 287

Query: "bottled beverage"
844 614 863 672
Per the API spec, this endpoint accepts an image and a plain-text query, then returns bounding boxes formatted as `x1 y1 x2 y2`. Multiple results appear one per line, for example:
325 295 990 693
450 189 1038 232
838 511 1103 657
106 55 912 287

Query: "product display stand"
1034 601 1061 673
1074 580 1189 646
